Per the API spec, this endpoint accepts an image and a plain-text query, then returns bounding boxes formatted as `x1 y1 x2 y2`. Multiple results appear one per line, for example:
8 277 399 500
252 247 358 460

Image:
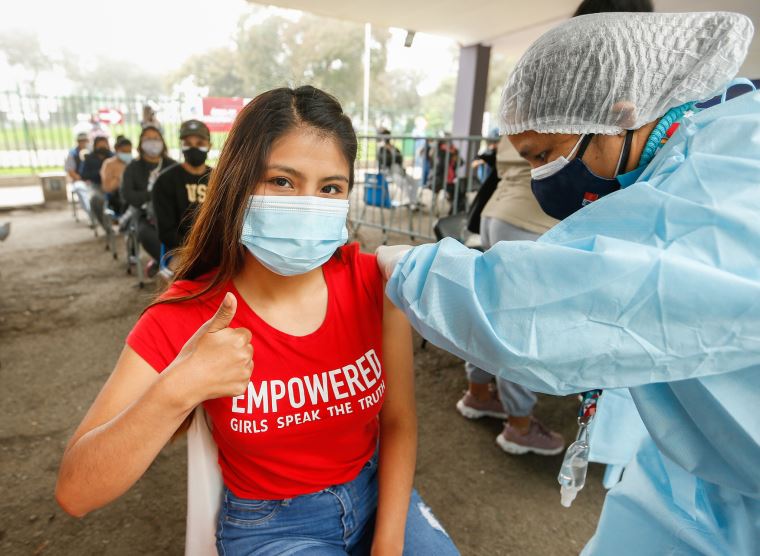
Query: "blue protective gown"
386 91 760 555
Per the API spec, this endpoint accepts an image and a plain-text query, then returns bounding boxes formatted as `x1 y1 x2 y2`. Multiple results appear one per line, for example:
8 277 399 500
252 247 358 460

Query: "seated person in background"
120 126 176 275
471 131 500 185
99 135 132 217
79 135 113 232
375 128 419 207
152 120 212 262
65 132 90 215
376 127 403 172
65 132 89 183
456 136 565 456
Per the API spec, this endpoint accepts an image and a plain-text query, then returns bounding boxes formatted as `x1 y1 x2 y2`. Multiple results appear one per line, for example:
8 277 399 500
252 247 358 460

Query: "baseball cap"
179 120 210 141
76 132 88 141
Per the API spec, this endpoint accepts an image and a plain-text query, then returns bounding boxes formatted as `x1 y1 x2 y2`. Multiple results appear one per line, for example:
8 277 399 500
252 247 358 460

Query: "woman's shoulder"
128 273 226 371
331 243 384 306
150 272 224 316
335 242 377 270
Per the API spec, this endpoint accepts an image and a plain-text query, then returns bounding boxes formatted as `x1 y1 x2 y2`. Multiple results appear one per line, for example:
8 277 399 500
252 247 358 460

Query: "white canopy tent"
258 0 760 75
253 0 760 134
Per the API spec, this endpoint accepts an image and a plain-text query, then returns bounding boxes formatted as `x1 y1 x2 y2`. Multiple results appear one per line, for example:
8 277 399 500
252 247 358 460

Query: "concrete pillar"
452 44 491 137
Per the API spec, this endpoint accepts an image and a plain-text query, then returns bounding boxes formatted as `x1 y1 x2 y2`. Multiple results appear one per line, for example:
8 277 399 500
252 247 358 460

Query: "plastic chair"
102 208 117 259
356 172 416 244
125 217 145 288
71 181 100 235
185 406 223 556
364 172 394 209
158 243 174 280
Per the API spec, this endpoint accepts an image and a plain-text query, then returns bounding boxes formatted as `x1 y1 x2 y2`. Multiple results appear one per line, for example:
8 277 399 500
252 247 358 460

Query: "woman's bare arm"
372 293 417 555
56 294 252 517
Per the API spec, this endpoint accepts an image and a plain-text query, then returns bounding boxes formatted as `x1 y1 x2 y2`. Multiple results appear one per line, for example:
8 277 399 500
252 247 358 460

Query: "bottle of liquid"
557 424 590 508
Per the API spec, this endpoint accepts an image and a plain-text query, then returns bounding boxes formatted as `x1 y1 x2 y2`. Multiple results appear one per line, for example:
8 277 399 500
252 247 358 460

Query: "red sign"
202 97 246 132
98 108 123 125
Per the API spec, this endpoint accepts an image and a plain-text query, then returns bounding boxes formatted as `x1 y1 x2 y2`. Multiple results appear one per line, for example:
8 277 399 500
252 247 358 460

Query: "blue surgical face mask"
530 131 633 220
240 195 349 276
117 152 133 164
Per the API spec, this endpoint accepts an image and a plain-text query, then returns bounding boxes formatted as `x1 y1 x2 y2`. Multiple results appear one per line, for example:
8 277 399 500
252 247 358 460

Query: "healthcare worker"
377 11 760 556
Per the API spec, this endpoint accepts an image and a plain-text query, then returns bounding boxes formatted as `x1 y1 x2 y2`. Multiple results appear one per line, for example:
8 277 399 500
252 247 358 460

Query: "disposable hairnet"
500 12 754 135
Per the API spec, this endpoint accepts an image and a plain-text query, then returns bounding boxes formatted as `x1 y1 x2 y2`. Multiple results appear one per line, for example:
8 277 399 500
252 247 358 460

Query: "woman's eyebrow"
320 175 349 183
267 165 306 180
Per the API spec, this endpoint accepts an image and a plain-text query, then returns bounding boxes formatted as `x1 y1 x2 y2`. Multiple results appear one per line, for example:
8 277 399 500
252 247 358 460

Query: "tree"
0 30 49 75
173 47 245 97
0 30 51 93
72 56 164 97
171 9 391 120
419 76 456 134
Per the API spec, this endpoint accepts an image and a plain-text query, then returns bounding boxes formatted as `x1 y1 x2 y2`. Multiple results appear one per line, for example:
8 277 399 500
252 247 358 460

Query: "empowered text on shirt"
229 348 384 434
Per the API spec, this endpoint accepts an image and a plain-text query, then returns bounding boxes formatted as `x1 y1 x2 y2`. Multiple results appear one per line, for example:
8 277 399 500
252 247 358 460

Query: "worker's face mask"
530 131 633 220
240 195 349 276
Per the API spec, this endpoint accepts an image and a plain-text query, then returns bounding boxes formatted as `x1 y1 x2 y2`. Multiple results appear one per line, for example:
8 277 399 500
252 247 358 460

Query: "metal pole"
362 23 371 137
16 85 38 171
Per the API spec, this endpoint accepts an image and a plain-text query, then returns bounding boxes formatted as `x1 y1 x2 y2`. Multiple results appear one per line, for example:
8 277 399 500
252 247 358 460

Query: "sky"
0 0 458 95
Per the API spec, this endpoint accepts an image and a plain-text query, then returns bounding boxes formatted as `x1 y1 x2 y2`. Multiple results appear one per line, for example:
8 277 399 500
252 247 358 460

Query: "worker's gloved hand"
376 244 413 280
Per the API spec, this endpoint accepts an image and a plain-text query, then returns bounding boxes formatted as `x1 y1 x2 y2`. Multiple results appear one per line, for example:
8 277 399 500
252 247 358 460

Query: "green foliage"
171 8 455 133
1 7 461 140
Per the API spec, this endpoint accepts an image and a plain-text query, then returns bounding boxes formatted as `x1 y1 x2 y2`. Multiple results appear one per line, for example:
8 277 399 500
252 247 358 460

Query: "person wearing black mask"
152 119 212 264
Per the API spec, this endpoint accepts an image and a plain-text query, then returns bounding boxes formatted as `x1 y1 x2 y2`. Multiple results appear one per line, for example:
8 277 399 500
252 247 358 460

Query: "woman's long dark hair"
155 85 357 309
155 86 356 439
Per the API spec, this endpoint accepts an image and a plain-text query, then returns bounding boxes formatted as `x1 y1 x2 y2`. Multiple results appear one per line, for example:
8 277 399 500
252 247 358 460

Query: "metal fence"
0 91 230 170
1 92 493 242
351 134 491 242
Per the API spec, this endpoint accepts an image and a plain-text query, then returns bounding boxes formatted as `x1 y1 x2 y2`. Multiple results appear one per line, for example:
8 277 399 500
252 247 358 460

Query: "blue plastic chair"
363 173 393 208
158 243 174 279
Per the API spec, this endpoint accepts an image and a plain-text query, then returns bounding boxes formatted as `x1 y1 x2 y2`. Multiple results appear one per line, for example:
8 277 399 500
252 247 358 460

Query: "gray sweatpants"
464 216 539 417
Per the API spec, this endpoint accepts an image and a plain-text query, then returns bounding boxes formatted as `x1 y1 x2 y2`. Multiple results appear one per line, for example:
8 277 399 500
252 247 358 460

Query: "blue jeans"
216 453 459 555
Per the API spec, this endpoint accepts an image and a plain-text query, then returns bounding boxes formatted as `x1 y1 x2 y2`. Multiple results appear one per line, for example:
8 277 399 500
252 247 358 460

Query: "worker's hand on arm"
376 245 413 281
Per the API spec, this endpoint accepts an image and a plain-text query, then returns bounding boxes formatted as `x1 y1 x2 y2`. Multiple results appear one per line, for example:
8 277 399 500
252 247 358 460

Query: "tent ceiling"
254 0 760 75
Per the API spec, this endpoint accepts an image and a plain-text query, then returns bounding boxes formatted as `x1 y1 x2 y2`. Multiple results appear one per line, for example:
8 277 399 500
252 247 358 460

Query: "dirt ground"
0 204 606 556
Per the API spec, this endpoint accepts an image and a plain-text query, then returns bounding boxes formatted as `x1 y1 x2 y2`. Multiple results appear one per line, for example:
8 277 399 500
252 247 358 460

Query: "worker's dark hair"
573 0 653 16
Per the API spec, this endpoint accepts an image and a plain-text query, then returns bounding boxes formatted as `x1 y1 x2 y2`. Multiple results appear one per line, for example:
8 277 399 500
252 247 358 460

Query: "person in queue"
120 125 175 275
152 120 212 262
79 135 113 233
98 135 132 219
377 12 760 555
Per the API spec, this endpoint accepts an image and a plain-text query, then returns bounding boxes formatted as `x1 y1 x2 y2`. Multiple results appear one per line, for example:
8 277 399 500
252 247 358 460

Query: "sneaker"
145 258 160 278
456 391 508 420
496 417 565 456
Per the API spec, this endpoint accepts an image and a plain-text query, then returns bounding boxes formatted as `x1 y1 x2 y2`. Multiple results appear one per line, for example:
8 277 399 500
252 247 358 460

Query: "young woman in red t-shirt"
56 86 459 555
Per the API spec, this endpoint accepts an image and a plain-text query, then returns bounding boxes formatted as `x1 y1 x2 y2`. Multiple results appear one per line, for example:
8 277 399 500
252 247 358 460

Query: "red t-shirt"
126 243 385 499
